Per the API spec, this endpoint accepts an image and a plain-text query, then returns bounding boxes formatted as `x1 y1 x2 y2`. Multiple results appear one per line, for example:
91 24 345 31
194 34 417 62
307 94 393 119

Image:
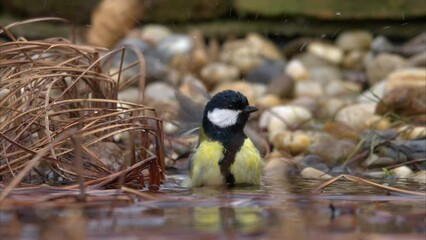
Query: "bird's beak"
244 105 258 113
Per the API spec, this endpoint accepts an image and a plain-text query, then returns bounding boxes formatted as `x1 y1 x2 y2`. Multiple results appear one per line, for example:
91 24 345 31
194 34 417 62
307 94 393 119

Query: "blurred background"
1 0 425 43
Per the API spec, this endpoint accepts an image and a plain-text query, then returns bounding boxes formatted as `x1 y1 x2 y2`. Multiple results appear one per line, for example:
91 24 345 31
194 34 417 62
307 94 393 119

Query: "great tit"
188 90 262 187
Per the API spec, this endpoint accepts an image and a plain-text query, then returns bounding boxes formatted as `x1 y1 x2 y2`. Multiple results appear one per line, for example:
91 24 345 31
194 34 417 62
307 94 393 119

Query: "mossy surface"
2 0 98 23
235 0 426 19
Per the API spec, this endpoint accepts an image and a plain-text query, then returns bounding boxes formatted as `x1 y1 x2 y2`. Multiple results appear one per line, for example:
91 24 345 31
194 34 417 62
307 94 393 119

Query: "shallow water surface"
1 177 425 240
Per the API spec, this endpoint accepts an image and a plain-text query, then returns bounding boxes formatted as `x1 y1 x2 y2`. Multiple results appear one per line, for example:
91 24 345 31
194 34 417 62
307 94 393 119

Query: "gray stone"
297 155 330 173
118 87 141 103
245 59 285 85
112 37 168 82
406 52 426 68
396 32 426 57
366 53 406 85
144 82 176 102
308 135 356 164
156 34 193 63
200 62 239 88
371 36 395 53
267 74 294 99
362 155 398 168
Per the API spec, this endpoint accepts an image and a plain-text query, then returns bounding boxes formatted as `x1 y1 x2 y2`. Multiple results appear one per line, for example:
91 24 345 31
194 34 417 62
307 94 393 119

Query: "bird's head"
202 90 257 136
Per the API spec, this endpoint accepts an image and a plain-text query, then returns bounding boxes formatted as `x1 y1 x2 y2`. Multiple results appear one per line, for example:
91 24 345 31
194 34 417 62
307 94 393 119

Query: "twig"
121 186 159 200
313 174 426 196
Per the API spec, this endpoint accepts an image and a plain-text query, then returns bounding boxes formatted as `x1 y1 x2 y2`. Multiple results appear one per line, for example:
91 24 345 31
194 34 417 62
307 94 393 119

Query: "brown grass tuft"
0 18 164 201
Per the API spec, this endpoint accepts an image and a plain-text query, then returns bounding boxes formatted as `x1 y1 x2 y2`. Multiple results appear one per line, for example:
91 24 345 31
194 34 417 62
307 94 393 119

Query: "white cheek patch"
207 108 241 128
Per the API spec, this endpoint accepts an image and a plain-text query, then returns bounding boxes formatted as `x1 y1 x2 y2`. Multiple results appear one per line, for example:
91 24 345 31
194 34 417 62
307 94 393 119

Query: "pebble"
144 82 176 102
187 29 209 71
295 53 343 83
342 50 367 70
272 131 311 155
0 88 10 99
285 59 309 81
395 32 426 57
336 30 373 51
330 165 349 175
364 115 392 131
112 37 168 82
322 121 360 141
200 62 239 88
264 157 292 182
245 59 285 84
324 80 361 97
334 103 377 131
246 32 284 60
144 82 178 113
117 87 141 103
178 75 209 105
357 80 386 105
256 94 282 109
309 66 343 84
267 74 294 98
289 97 319 114
189 47 209 72
370 35 395 53
296 155 330 173
220 39 263 73
140 24 172 45
307 41 344 64
406 52 426 68
384 68 426 92
156 34 193 63
207 38 220 61
366 53 406 85
318 98 348 119
308 134 356 164
362 154 397 168
376 87 426 122
374 144 409 163
391 166 414 178
89 142 125 172
259 105 312 140
397 125 426 140
300 167 332 179
343 70 368 89
296 52 330 68
294 80 324 98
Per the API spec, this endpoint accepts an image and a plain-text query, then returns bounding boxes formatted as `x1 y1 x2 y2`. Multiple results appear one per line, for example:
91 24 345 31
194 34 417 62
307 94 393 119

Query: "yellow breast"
190 140 224 186
230 138 262 185
190 138 262 187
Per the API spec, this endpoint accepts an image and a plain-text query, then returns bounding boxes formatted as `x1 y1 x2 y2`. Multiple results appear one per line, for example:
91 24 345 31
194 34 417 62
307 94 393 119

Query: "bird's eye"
227 104 234 109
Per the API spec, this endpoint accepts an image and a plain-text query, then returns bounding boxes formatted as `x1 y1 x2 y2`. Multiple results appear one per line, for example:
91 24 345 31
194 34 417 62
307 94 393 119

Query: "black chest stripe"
219 133 246 186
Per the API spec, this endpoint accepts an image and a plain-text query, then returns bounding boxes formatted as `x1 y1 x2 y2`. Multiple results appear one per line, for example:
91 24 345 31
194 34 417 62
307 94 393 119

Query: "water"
0 177 425 239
